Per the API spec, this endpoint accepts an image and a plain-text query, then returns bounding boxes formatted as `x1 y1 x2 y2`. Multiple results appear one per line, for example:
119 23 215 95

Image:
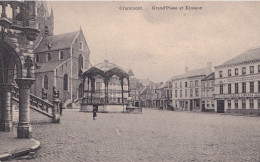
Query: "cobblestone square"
12 109 260 162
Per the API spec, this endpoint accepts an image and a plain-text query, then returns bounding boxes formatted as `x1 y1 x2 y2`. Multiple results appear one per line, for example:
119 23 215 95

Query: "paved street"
11 109 260 162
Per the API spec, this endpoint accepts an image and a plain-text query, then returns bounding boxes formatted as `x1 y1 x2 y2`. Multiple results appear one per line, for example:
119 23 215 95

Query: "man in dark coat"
93 105 97 120
59 102 63 115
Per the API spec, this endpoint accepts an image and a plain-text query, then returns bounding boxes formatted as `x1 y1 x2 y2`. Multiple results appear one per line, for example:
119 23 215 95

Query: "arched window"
36 54 39 62
47 53 51 62
78 54 83 74
59 50 64 60
63 74 68 91
80 41 83 50
44 75 48 89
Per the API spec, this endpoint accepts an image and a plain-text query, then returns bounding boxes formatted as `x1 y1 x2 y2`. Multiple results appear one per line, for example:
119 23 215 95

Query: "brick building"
171 63 212 112
31 2 90 107
201 72 215 112
214 47 260 115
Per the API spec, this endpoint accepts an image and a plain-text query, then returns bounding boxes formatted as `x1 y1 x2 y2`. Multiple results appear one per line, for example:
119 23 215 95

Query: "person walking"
59 102 63 115
93 106 97 120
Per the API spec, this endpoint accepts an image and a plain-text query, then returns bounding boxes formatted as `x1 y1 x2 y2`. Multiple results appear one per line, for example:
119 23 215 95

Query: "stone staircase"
11 86 54 121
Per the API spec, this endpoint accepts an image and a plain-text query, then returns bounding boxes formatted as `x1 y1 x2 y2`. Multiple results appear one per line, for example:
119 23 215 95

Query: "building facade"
214 48 260 115
171 63 212 112
201 72 215 112
128 69 141 107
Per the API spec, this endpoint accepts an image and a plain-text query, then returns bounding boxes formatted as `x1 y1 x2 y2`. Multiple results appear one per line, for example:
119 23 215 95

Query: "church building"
31 2 90 107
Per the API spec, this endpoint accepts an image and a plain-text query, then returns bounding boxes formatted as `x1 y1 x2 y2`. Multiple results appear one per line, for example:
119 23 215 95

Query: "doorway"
217 100 225 113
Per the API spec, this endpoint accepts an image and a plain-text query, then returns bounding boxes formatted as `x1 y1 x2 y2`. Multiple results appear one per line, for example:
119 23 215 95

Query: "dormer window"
47 53 51 62
59 50 64 60
80 41 83 50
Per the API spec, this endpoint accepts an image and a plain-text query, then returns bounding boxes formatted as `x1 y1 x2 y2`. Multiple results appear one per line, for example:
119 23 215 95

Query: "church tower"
35 1 54 39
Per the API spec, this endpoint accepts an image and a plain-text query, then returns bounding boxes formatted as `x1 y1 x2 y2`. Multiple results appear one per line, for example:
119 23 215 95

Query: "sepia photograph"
0 0 260 161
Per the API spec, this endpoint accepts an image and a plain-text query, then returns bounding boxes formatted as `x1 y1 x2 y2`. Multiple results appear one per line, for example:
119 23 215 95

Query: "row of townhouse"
138 80 173 110
169 47 260 115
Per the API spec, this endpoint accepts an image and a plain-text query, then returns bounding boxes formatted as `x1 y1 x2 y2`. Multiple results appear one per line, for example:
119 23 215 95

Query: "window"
63 74 68 91
175 83 177 88
211 101 215 108
259 81 260 92
242 82 246 93
78 54 83 74
195 80 198 87
185 82 187 87
202 82 205 88
36 54 39 62
190 89 193 97
242 67 246 75
258 65 260 73
235 100 238 109
235 83 239 94
207 81 210 87
219 71 223 78
250 66 254 74
175 90 177 97
47 53 51 61
180 82 182 88
43 75 48 89
185 89 187 97
228 69 231 76
258 99 260 109
242 99 246 109
190 81 193 88
250 82 254 93
180 90 182 98
220 84 223 94
228 100 231 109
250 99 254 109
228 84 231 94
59 51 64 60
195 88 199 97
235 68 238 75
80 41 83 50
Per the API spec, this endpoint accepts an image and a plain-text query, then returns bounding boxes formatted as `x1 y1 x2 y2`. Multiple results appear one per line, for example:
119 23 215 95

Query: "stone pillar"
1 4 7 18
16 78 35 139
0 84 14 132
52 99 60 123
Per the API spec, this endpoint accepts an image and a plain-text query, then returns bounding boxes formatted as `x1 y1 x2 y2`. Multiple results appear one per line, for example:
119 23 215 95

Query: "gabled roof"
202 72 215 81
35 59 69 73
169 67 211 81
128 69 134 76
139 79 153 87
216 47 260 68
34 30 79 53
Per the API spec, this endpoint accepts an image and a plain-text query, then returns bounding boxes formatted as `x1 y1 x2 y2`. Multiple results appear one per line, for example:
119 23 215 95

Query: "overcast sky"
47 1 260 82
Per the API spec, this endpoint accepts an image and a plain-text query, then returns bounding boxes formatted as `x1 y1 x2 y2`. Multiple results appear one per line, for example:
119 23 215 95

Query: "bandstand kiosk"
79 60 130 113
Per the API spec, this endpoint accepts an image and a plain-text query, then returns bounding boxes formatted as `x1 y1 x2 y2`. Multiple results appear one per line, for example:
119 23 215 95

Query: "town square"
0 1 260 161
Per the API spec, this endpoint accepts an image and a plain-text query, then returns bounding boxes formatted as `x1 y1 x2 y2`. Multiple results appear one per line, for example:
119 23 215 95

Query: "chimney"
207 62 212 72
185 66 188 73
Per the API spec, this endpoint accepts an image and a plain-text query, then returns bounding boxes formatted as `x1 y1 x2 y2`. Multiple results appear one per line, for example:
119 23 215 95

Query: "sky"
46 1 260 82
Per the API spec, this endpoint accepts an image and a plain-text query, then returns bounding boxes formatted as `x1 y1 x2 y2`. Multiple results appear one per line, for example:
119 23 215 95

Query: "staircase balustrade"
12 86 54 118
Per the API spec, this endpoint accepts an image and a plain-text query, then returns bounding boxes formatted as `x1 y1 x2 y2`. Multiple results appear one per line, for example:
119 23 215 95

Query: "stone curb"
0 138 40 161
